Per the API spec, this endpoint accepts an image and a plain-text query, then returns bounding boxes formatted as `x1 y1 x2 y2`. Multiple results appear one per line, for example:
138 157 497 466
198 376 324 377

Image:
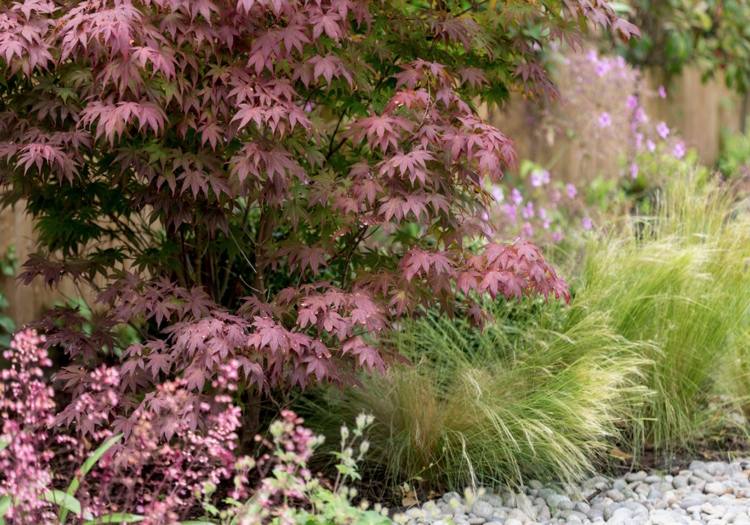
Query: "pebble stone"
395 458 750 525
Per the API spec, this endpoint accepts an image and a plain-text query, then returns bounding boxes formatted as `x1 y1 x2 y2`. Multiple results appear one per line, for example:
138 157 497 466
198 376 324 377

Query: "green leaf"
84 513 144 524
60 433 123 524
0 317 15 334
44 489 81 517
0 494 11 524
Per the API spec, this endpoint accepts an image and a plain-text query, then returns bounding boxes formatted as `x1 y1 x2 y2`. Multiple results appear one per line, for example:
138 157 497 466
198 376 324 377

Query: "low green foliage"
0 247 16 348
230 413 391 525
307 301 647 492
718 129 750 180
721 329 750 423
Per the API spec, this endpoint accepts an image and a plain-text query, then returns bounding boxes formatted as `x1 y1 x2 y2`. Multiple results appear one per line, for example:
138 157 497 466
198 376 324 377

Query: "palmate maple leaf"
379 149 434 185
342 336 384 371
402 248 454 281
349 115 413 152
81 101 166 144
311 11 343 40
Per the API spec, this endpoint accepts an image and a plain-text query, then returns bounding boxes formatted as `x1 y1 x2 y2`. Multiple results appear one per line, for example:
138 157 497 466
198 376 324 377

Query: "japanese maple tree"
0 0 635 433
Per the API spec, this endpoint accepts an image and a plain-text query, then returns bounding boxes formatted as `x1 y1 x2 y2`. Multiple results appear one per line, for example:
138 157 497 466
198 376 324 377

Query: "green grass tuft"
573 169 750 453
307 304 648 492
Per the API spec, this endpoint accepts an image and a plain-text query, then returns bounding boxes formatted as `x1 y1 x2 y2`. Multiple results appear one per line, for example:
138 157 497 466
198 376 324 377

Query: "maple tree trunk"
241 389 263 448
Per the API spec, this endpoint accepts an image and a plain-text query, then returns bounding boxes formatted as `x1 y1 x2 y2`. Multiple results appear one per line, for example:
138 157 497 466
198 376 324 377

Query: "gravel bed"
397 459 750 524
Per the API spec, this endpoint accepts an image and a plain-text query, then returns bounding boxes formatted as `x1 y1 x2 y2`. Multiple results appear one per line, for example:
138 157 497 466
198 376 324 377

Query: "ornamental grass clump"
308 303 648 492
573 164 750 454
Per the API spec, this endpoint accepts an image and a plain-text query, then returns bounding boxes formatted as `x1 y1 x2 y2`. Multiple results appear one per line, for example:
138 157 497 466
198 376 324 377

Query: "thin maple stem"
218 253 237 304
341 225 369 288
327 109 348 159
326 62 398 165
455 0 488 17
178 228 191 288
253 206 275 299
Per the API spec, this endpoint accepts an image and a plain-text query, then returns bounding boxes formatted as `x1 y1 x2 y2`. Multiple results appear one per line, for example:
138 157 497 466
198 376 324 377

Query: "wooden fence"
0 66 742 324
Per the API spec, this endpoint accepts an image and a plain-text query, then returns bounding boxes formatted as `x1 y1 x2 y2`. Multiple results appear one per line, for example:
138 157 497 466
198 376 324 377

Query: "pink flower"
595 62 610 77
647 139 656 152
672 141 686 159
626 95 639 110
598 112 612 128
656 121 670 139
630 162 639 179
634 107 648 124
511 188 523 205
530 169 550 187
658 85 667 98
565 183 577 199
551 231 563 243
491 187 504 202
522 202 535 219
582 217 593 230
522 222 534 237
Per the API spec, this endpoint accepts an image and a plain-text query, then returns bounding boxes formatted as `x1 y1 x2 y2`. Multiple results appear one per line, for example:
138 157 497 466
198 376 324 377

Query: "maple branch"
252 206 275 298
177 228 193 288
340 224 370 288
327 109 348 159
326 62 400 164
455 0 489 17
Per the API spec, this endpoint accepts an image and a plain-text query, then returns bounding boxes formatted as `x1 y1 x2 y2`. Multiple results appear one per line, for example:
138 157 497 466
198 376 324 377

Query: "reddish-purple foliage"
0 328 324 523
0 0 635 437
84 380 242 523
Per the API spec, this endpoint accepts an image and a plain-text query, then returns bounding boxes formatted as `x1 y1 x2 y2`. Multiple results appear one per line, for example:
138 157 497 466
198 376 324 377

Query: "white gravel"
396 458 750 524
